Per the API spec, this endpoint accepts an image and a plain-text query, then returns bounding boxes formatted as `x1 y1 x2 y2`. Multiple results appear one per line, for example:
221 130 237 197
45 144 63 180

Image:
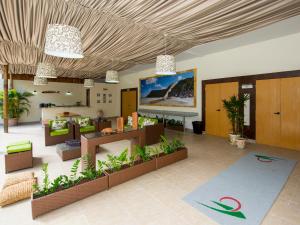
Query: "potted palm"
222 94 249 146
236 94 250 149
222 95 240 145
0 89 33 126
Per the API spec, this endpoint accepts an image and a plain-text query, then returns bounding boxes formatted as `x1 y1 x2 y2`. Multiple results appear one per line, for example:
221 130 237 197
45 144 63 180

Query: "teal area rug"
183 152 296 225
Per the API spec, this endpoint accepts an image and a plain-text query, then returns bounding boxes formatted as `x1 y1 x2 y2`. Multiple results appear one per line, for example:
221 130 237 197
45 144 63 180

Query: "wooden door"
121 88 137 121
205 84 220 136
219 82 239 137
280 77 300 150
256 79 281 147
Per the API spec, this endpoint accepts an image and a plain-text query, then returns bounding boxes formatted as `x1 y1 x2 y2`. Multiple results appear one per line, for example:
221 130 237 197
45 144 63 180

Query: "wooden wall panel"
280 77 300 150
256 79 281 147
205 84 220 136
219 82 239 137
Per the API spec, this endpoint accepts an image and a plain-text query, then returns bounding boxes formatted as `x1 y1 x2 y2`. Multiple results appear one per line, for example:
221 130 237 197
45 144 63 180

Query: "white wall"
119 32 300 129
0 79 120 123
89 82 120 118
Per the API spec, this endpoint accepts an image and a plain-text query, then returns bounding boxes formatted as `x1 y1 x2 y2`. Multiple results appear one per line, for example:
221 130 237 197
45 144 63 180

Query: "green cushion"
50 119 68 130
50 128 69 137
7 143 32 154
74 117 90 127
138 117 158 128
80 125 96 133
7 140 30 147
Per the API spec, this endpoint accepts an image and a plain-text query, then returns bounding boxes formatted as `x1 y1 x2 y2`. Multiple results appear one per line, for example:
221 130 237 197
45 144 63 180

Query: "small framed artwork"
103 94 106 103
97 100 101 103
108 93 112 103
97 93 101 97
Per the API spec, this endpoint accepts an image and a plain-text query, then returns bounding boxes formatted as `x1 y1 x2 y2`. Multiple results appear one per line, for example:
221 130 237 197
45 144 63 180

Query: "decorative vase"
117 117 124 132
132 112 138 130
229 133 240 145
236 138 246 149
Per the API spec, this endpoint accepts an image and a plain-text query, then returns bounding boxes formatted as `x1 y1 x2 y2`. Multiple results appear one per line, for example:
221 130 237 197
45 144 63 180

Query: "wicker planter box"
31 175 108 219
156 147 188 169
105 159 156 188
166 124 184 132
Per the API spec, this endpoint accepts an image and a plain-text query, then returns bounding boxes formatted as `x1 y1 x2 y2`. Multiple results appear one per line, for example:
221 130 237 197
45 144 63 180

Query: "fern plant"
81 154 97 180
104 149 128 172
135 145 151 161
70 159 80 183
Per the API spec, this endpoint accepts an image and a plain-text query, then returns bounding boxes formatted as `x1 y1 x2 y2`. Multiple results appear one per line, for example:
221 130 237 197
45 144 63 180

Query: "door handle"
274 112 280 115
216 109 221 112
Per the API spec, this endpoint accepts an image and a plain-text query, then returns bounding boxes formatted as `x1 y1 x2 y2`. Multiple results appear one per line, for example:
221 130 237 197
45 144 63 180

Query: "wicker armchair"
44 121 74 146
74 118 98 140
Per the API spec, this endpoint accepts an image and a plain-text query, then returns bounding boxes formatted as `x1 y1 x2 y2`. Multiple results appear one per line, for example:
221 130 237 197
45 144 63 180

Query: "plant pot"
105 159 156 188
156 147 188 169
236 138 246 149
31 175 108 219
8 118 18 126
229 134 240 145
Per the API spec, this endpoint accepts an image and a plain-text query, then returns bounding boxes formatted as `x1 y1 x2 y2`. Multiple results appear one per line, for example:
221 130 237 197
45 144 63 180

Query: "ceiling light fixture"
44 24 84 59
156 34 176 75
105 59 119 83
84 79 94 88
33 76 48 85
36 62 57 78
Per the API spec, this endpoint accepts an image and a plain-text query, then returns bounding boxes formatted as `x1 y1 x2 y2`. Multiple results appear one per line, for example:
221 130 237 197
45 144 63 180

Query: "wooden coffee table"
81 128 145 170
56 143 81 161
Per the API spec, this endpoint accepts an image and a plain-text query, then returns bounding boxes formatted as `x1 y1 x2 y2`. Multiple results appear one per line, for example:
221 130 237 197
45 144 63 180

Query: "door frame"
202 69 300 140
121 88 138 117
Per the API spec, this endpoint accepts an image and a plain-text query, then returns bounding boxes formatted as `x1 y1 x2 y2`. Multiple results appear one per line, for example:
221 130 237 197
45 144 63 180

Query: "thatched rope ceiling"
1 0 300 78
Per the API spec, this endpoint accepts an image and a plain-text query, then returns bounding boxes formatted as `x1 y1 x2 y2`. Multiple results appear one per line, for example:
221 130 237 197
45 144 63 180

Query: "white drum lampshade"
105 70 119 83
33 76 48 85
155 55 176 75
84 79 94 88
45 24 84 59
36 62 57 78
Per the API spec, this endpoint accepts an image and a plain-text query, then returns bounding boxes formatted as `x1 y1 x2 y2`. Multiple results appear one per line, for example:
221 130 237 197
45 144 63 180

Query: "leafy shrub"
159 135 185 154
135 145 151 162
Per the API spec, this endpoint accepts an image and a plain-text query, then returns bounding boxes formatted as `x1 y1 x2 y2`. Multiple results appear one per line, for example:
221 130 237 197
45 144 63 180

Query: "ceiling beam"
11 74 84 84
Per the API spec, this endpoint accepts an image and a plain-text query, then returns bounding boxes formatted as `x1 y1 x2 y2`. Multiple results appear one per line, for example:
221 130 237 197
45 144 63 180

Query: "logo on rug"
197 196 246 219
255 154 282 163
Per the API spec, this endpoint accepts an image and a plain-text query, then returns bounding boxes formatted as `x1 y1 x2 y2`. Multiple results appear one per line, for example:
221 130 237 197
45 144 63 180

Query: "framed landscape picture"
140 69 196 107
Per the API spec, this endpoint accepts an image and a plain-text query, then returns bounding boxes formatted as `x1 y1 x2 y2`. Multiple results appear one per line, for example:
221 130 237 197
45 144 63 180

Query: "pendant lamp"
156 34 176 75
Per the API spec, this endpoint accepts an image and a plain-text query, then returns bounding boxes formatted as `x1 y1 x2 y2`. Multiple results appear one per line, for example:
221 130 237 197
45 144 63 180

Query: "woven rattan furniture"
5 142 33 173
44 121 74 146
56 142 81 161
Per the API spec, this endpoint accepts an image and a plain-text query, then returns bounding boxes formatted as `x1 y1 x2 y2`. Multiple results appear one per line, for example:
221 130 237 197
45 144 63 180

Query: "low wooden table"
56 143 81 161
81 128 145 169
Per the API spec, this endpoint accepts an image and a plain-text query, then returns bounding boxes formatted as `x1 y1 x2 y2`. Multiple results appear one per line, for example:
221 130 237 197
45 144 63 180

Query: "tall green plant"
222 94 250 136
0 89 33 119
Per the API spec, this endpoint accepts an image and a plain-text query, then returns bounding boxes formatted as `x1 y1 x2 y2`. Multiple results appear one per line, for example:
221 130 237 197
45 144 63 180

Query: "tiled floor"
0 123 299 225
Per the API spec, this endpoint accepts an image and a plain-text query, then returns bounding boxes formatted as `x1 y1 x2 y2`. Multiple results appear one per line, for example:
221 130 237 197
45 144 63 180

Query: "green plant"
96 160 105 176
0 89 33 119
81 154 97 180
70 159 80 182
222 94 250 136
159 135 185 154
104 149 128 172
135 145 151 162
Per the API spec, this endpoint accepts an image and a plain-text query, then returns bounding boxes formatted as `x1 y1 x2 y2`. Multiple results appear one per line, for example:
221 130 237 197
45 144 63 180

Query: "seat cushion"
7 140 30 147
80 125 96 133
50 119 67 130
0 178 36 207
75 117 90 127
6 143 32 154
50 128 69 137
138 117 158 128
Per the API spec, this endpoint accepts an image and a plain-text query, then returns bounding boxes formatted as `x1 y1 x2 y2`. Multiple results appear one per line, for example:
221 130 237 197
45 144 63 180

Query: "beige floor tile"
1 123 300 225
